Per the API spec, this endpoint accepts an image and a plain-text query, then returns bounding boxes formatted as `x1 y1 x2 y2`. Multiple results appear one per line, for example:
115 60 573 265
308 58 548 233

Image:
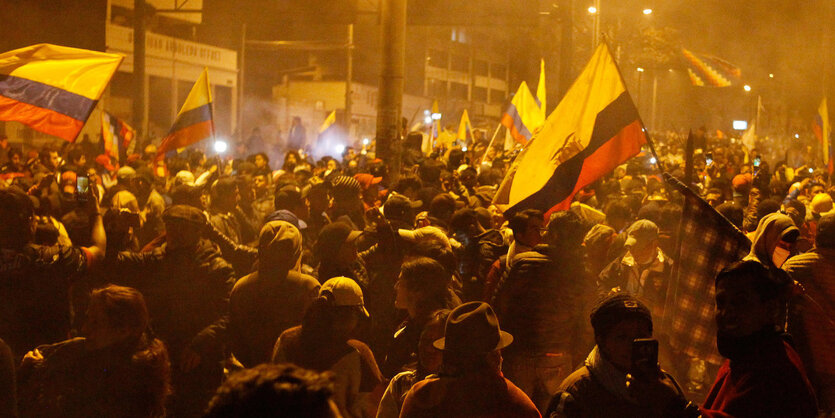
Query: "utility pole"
133 0 147 140
239 23 246 135
557 0 574 97
376 0 406 182
345 24 354 139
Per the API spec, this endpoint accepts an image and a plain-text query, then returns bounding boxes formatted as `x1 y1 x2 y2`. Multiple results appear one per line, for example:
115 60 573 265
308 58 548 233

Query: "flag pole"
480 122 503 164
602 38 662 167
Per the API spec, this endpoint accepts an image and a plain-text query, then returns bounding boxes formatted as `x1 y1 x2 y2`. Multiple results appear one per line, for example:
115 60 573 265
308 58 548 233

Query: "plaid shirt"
664 174 751 365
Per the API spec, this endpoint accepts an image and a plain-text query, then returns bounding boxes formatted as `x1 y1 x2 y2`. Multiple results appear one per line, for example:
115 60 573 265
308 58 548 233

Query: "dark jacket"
229 269 319 368
547 365 662 418
496 244 587 355
17 337 170 418
401 369 541 418
0 243 89 358
110 240 235 361
597 249 673 325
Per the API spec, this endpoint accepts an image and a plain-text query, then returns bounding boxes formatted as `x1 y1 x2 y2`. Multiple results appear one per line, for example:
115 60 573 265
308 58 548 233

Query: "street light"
743 84 752 92
637 67 644 72
768 73 774 78
643 8 653 15
588 6 598 14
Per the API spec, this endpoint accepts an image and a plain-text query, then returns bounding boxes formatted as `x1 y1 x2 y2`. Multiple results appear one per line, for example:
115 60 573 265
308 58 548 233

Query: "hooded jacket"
744 212 799 269
229 221 319 367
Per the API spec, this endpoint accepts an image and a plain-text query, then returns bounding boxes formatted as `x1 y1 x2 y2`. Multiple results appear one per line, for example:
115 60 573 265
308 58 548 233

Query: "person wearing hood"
744 212 799 269
229 221 320 368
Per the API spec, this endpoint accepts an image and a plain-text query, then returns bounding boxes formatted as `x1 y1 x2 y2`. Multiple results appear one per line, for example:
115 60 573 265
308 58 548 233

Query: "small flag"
664 174 751 365
101 110 135 161
319 110 336 134
494 43 647 218
0 44 123 142
457 109 473 143
536 59 547 117
500 81 544 146
682 48 742 87
813 98 832 173
431 99 441 140
156 68 214 160
741 122 756 151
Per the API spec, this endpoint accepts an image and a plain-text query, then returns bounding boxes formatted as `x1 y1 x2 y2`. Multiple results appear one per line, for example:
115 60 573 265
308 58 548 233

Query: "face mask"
772 246 790 268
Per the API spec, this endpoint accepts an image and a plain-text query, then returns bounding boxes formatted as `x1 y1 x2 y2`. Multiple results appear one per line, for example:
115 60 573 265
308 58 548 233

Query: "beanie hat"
590 293 652 339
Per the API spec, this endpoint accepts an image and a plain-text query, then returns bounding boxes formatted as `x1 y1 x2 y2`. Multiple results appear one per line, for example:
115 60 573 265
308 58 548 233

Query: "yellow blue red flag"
156 68 214 160
101 110 135 161
494 43 647 218
0 44 123 142
501 81 544 145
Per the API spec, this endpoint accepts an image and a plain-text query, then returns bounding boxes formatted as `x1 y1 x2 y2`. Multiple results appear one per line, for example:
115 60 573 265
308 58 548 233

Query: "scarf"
585 345 637 404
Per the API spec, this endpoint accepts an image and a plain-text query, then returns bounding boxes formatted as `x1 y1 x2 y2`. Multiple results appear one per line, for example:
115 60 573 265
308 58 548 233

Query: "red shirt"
700 336 817 418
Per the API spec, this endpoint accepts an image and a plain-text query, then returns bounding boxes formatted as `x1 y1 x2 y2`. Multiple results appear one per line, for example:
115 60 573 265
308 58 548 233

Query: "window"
428 79 447 97
450 54 469 72
490 63 506 78
427 49 447 68
473 60 488 76
472 86 488 102
450 82 468 99
490 89 507 104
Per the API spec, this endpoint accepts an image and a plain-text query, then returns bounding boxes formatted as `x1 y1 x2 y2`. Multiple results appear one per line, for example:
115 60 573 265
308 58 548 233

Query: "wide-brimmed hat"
433 302 513 353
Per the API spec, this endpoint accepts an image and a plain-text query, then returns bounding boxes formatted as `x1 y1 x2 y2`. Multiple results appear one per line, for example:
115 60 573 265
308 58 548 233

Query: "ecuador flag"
501 81 544 146
0 44 123 142
156 68 214 160
101 110 135 161
494 43 647 218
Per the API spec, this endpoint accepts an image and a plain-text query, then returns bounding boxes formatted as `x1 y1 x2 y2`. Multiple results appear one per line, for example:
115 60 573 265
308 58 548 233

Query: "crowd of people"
0 123 833 417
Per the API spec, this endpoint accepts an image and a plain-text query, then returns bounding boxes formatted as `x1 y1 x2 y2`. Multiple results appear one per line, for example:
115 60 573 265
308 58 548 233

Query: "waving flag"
431 99 441 140
682 48 741 87
501 81 544 146
814 98 832 173
494 43 647 218
664 174 750 365
536 59 547 115
156 68 214 160
0 44 123 142
101 110 135 161
457 109 473 143
319 110 336 134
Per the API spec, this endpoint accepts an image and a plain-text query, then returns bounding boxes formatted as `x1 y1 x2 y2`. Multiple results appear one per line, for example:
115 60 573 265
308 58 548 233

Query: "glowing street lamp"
588 6 598 14
637 67 644 72
213 140 228 154
743 84 752 92
643 8 653 15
